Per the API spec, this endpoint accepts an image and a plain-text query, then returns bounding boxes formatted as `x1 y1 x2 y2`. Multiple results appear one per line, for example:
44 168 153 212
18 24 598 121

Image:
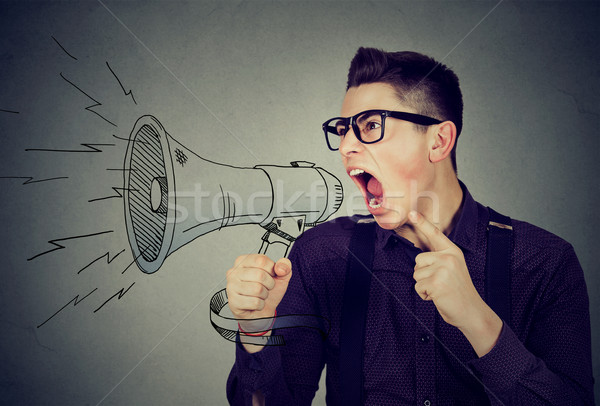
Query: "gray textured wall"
1 1 598 405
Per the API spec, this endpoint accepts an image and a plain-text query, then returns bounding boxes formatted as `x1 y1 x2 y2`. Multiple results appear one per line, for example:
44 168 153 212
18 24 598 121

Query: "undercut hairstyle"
347 47 463 173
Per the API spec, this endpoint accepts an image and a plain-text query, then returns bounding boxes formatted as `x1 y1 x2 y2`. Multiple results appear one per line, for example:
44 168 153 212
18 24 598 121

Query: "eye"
335 121 347 136
356 112 382 133
365 121 381 131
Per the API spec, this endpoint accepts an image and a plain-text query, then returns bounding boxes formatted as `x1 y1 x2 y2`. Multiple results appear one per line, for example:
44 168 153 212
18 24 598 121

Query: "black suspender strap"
339 209 513 404
485 207 513 326
339 219 377 406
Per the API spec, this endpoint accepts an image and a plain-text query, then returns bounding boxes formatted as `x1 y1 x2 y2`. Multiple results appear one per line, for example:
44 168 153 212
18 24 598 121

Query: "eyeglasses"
322 109 442 151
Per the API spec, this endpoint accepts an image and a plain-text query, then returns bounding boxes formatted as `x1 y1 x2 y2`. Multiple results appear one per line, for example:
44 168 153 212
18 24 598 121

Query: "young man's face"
339 82 435 230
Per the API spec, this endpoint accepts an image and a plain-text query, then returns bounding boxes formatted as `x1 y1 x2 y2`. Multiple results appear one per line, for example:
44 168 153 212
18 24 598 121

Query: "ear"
429 121 457 163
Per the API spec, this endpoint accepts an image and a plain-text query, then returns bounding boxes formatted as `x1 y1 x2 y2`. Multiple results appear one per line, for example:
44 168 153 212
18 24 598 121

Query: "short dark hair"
347 47 463 173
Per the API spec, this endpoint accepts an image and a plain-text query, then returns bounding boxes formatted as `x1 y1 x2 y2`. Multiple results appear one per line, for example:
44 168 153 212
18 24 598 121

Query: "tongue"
367 176 383 197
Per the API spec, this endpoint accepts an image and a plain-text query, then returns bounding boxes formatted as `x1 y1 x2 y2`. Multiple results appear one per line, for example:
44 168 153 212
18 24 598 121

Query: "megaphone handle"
258 237 290 261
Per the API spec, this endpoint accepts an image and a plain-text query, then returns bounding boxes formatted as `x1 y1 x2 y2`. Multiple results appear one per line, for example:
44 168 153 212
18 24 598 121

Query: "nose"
338 127 362 157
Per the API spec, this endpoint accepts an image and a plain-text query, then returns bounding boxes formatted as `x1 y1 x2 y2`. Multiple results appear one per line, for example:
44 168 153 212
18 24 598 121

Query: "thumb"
274 258 292 278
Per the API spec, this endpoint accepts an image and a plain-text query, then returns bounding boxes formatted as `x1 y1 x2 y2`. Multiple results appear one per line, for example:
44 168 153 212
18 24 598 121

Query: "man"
225 48 594 405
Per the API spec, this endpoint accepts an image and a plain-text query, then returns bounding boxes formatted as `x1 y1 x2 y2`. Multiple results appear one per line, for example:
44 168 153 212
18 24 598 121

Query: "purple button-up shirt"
227 181 594 405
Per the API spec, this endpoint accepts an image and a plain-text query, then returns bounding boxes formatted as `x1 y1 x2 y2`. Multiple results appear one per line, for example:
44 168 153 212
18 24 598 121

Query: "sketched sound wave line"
25 143 116 153
59 72 117 127
51 35 78 60
78 249 127 274
28 230 114 261
94 282 136 313
96 0 261 161
105 61 138 105
88 186 138 203
0 176 68 185
37 288 98 328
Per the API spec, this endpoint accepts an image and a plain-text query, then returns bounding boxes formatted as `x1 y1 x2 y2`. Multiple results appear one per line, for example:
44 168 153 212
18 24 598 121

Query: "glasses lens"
324 118 347 150
356 111 384 143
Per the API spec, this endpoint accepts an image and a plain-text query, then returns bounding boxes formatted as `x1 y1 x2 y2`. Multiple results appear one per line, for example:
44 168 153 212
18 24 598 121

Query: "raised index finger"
408 211 453 252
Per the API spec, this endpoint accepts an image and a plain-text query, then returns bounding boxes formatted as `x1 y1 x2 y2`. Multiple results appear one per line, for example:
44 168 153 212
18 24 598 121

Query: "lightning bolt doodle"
93 282 135 313
25 143 115 153
88 186 138 203
0 176 68 185
27 230 114 261
106 61 138 105
51 35 78 61
77 249 126 274
37 288 98 328
59 72 117 127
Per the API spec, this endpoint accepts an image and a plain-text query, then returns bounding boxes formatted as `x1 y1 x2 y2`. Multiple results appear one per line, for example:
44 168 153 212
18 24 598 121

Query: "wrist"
459 302 503 357
238 310 277 336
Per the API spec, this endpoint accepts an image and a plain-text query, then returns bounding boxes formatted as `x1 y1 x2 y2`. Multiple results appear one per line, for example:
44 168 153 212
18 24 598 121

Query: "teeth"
369 198 381 209
349 169 365 176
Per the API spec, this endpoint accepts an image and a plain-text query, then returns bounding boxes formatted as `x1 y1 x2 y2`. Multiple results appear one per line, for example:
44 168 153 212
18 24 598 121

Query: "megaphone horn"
123 115 343 274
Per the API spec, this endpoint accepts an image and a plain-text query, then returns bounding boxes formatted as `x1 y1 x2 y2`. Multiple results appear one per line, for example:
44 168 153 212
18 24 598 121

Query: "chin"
372 208 407 230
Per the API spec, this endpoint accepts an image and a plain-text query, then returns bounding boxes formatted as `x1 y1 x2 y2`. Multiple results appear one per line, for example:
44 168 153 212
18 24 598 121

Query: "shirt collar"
374 179 479 253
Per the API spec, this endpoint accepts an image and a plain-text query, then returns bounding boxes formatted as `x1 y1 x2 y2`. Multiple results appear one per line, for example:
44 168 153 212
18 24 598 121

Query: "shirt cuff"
468 321 538 394
234 332 283 392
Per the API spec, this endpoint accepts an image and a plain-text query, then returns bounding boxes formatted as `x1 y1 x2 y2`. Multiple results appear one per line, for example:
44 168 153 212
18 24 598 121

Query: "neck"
395 173 464 250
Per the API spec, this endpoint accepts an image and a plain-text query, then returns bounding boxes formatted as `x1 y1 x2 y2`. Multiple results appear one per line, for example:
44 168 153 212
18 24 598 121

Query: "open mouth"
348 168 385 210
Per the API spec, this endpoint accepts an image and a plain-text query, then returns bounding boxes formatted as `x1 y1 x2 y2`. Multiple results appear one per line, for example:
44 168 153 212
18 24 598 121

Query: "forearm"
459 301 503 358
468 323 594 405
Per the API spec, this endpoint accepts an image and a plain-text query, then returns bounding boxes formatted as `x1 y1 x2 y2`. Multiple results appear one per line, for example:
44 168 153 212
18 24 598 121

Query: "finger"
235 281 269 300
414 279 435 301
414 252 437 270
238 267 276 290
413 265 436 282
274 258 292 277
408 211 453 252
232 295 266 312
234 254 276 274
234 254 251 267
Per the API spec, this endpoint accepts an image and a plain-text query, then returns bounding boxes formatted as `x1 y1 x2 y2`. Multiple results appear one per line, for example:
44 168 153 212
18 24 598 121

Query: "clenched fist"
226 254 292 335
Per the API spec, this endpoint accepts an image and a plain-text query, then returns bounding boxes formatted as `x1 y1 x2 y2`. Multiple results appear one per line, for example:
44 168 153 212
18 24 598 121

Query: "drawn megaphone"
123 115 343 274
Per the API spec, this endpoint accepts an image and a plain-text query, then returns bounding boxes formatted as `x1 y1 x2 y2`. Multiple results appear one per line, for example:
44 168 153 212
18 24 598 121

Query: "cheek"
388 145 430 186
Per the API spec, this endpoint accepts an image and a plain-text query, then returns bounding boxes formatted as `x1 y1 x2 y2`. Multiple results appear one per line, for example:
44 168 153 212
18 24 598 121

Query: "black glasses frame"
322 109 442 151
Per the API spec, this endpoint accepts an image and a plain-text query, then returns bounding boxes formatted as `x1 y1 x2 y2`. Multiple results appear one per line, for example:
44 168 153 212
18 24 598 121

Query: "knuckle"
253 283 265 297
253 269 266 283
255 254 273 269
234 254 248 267
254 297 265 310
430 278 442 290
449 256 460 268
441 253 453 265
226 267 236 280
253 254 266 268
260 270 272 285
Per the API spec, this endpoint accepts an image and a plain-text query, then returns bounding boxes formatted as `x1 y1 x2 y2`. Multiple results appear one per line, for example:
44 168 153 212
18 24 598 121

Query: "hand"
409 211 502 355
226 254 292 333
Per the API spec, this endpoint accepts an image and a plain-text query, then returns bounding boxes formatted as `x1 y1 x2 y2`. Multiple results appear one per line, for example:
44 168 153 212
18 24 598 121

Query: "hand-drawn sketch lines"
5 34 343 344
123 115 342 343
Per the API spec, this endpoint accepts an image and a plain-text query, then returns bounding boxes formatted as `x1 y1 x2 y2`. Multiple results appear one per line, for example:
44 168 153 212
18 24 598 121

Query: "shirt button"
424 400 431 406
419 333 430 344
